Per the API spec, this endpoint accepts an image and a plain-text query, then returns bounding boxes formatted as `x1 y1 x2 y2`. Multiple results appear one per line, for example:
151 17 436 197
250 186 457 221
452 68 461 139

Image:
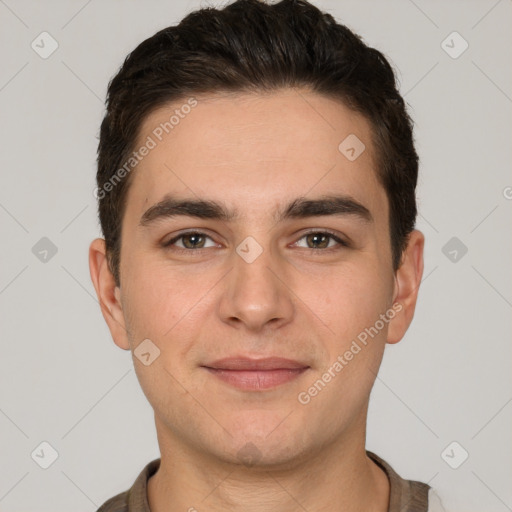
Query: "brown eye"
295 231 347 250
306 233 330 249
164 232 216 250
181 233 206 249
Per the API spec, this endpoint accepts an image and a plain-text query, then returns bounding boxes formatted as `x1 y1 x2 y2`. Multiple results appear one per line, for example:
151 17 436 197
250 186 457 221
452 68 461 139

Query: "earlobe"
386 230 425 345
88 238 131 351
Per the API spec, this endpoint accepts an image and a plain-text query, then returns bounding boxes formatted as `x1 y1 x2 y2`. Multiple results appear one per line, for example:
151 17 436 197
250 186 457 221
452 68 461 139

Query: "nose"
217 245 295 333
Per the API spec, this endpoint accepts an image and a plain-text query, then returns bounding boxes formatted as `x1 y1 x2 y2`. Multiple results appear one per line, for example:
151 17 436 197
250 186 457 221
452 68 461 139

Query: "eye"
163 231 217 250
162 230 349 253
294 231 348 250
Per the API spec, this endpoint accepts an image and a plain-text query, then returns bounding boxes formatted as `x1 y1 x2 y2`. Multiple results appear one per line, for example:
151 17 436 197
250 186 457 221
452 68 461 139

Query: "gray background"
0 0 511 510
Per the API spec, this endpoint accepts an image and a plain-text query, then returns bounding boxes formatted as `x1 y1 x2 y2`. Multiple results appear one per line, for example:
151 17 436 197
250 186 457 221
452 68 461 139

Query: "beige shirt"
96 450 443 512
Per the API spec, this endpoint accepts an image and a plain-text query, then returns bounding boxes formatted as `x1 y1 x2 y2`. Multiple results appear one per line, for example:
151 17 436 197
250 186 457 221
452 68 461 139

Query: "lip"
202 357 310 391
205 357 309 371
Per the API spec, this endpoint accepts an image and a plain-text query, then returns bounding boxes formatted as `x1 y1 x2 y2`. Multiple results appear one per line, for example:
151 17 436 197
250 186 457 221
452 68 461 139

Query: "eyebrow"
139 193 373 227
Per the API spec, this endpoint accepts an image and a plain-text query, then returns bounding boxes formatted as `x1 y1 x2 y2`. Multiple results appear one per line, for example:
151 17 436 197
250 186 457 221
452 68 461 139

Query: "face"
90 89 423 468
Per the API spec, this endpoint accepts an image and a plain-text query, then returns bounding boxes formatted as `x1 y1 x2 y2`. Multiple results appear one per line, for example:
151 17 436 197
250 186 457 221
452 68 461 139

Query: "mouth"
201 357 310 391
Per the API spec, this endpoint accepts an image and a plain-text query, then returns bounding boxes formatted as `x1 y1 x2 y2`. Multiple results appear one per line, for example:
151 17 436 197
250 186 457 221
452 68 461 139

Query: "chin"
217 413 311 467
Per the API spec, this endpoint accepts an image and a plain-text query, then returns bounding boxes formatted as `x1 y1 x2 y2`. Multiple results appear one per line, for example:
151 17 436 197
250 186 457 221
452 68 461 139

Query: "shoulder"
96 490 129 512
95 458 161 512
366 450 445 512
427 488 446 512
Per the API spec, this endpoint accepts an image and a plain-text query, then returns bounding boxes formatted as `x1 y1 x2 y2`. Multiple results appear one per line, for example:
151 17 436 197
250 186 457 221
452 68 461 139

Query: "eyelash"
162 230 349 254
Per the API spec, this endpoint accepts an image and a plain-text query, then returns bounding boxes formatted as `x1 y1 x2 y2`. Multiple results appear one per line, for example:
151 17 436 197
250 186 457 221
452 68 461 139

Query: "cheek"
123 276 172 339
298 266 391 418
313 262 392 342
121 256 216 350
120 263 208 412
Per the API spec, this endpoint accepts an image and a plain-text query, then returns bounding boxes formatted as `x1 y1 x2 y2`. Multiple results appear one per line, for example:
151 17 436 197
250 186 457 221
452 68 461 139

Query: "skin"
89 89 424 512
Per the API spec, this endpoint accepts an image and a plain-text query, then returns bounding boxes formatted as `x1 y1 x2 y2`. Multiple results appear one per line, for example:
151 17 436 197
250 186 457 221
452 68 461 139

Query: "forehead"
126 89 385 220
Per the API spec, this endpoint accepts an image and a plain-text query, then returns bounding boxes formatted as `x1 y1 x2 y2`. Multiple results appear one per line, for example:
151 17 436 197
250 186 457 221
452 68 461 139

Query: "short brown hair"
96 0 418 286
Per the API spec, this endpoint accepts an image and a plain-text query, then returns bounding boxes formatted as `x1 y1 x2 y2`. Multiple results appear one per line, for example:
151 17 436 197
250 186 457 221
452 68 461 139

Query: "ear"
89 238 131 350
387 230 424 344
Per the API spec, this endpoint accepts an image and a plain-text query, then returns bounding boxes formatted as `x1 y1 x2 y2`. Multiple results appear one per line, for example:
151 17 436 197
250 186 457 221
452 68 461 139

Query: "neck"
147 418 389 512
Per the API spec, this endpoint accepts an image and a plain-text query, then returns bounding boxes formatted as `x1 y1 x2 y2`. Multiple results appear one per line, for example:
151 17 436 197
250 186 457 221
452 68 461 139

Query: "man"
89 0 444 510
